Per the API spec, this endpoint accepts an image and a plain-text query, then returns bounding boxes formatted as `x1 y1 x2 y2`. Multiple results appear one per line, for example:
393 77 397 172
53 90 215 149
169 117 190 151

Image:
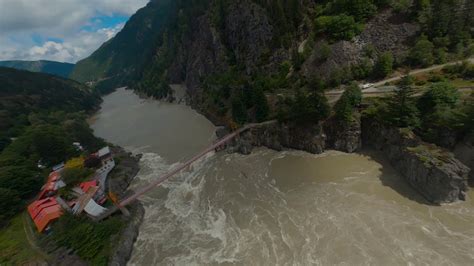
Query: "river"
91 88 474 265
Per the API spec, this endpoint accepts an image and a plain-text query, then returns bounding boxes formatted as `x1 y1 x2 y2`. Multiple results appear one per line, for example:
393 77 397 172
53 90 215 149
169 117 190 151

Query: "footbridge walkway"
98 120 277 220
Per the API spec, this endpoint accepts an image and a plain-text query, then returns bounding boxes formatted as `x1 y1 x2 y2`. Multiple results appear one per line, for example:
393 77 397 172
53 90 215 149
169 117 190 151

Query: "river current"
91 88 474 265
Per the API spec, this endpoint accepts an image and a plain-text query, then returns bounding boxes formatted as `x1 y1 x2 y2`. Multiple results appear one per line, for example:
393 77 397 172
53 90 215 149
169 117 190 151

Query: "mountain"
0 67 100 146
70 0 183 88
0 60 75 78
72 0 473 123
0 67 102 227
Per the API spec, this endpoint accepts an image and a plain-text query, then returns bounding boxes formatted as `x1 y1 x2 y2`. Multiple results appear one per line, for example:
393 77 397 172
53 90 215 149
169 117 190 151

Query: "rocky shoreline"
217 114 471 205
107 147 144 266
363 119 470 204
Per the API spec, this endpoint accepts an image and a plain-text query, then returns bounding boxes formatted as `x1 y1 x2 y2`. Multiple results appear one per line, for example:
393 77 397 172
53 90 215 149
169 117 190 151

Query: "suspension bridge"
98 120 276 220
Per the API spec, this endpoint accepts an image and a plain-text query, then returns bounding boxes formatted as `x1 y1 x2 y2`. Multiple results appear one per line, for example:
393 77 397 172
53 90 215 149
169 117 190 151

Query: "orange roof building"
80 180 97 193
27 197 63 233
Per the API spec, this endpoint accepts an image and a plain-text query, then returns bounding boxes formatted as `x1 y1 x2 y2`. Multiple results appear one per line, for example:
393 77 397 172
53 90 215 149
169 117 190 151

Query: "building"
96 146 112 161
27 197 63 233
37 170 66 199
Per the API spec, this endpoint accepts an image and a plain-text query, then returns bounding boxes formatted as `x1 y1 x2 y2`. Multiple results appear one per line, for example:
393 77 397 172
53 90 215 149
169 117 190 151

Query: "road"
326 57 474 99
372 57 474 87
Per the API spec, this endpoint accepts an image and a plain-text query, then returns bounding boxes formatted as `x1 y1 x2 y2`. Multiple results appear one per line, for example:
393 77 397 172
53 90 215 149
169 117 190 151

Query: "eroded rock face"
217 122 326 155
363 119 470 204
302 9 419 79
324 113 362 153
217 113 363 155
454 133 474 183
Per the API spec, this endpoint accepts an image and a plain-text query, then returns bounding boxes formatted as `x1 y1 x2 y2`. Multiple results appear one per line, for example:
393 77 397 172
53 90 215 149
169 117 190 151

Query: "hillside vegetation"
0 60 74 78
0 67 102 226
71 0 473 125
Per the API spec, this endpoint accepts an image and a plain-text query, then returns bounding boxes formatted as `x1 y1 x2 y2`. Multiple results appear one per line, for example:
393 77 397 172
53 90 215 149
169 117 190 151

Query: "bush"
61 167 94 187
409 37 435 67
334 83 362 122
315 14 363 41
232 96 248 124
373 52 394 79
50 214 123 264
289 91 330 123
0 188 22 226
417 82 460 115
386 75 421 128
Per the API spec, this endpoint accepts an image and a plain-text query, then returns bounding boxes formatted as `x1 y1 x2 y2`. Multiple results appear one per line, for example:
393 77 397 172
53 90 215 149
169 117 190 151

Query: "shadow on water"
359 149 437 206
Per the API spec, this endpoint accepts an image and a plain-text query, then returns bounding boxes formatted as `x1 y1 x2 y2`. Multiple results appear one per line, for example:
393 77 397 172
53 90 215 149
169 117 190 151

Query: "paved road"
326 57 474 98
372 57 474 87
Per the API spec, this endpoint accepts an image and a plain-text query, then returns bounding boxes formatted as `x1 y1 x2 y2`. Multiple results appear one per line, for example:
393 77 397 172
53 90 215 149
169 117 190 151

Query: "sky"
0 0 149 63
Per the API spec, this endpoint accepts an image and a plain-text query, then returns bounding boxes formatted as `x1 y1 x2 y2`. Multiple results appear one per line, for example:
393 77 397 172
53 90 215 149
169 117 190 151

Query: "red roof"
80 180 97 193
33 205 62 232
28 198 58 220
27 197 63 233
38 181 57 199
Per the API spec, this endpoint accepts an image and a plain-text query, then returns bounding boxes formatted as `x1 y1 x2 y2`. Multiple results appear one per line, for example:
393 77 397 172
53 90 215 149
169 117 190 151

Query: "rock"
324 113 362 153
302 9 419 80
363 118 470 204
109 202 145 266
454 133 474 184
224 121 326 155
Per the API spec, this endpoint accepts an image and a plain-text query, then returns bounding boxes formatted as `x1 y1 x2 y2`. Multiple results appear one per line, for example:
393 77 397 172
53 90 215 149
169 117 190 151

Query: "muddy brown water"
91 88 474 265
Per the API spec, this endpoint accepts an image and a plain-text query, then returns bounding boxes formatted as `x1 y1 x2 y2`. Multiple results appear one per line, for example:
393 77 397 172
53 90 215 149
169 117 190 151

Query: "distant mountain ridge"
0 60 75 78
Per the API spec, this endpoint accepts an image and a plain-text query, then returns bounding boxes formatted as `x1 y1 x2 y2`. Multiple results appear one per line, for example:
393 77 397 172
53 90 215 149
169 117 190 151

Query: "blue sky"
0 0 149 63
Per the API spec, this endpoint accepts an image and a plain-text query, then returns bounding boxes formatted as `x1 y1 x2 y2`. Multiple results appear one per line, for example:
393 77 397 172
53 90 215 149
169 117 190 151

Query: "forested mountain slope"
72 0 473 124
0 60 75 78
0 67 102 225
69 0 184 88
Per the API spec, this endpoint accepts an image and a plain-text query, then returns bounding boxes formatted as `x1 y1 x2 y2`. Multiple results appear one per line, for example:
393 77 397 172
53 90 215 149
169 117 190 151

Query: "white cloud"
0 0 148 62
0 23 125 63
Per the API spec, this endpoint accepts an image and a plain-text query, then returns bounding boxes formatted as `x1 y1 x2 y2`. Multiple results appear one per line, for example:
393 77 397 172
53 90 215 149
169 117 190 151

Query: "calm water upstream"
91 88 474 265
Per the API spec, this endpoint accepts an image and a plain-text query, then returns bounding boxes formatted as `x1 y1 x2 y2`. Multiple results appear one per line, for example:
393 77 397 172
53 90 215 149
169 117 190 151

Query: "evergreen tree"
373 52 394 79
232 96 248 124
387 75 420 128
409 36 435 67
254 88 269 122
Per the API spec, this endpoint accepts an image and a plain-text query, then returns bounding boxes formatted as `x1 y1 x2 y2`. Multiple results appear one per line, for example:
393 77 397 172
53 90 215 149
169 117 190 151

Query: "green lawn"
0 213 48 264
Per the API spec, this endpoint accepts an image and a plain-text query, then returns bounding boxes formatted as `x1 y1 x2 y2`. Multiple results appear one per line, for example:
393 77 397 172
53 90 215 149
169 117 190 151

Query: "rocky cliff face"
454 133 474 184
302 9 419 80
324 113 362 153
219 121 327 155
363 119 470 204
217 115 362 155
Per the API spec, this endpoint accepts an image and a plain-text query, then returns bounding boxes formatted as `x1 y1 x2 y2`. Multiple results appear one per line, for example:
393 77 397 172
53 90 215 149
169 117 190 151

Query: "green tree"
61 167 94 187
254 88 269 122
315 15 363 41
417 82 460 115
409 36 435 67
387 75 420 128
334 83 362 122
232 97 248 124
0 188 22 226
334 96 354 122
290 91 330 123
0 166 41 199
373 52 394 78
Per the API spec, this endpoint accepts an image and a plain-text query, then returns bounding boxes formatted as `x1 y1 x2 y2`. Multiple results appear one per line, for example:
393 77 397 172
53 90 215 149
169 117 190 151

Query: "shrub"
373 52 394 79
315 14 363 41
61 167 94 187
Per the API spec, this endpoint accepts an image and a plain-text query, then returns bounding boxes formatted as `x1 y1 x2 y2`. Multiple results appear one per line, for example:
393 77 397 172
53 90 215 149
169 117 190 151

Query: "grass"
407 144 452 168
449 78 474 88
0 213 48 264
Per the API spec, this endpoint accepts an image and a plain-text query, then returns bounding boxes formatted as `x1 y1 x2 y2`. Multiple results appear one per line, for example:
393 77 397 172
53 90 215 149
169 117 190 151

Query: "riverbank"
107 146 144 265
